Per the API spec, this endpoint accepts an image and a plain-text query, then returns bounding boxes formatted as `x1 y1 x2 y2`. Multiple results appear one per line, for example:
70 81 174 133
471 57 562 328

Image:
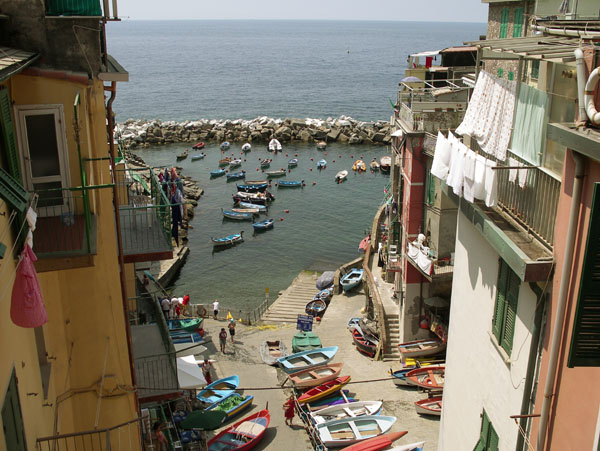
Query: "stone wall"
117 116 392 149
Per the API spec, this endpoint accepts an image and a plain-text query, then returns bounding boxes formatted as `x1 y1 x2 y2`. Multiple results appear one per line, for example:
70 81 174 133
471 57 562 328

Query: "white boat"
388 441 426 451
229 158 242 168
268 138 282 152
335 170 348 184
241 143 252 152
310 401 383 424
316 415 396 447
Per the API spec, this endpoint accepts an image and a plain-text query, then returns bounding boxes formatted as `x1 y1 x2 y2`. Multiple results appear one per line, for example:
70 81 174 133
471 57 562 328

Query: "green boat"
292 331 322 353
168 318 203 333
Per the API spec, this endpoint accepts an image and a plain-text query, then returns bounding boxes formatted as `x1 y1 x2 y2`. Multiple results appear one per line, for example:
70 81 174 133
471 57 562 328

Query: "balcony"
114 166 173 263
45 0 119 20
395 79 470 133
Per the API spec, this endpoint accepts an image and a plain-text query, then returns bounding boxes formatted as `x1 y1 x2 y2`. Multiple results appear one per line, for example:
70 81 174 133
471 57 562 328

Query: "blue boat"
222 209 255 221
305 299 327 317
191 153 205 161
211 231 244 247
252 218 274 231
314 288 333 303
340 268 364 292
220 141 231 150
170 331 206 344
288 158 298 167
211 169 226 178
226 170 246 181
278 180 304 188
197 375 240 404
205 393 254 422
277 346 338 374
235 200 268 212
317 159 327 169
237 183 268 193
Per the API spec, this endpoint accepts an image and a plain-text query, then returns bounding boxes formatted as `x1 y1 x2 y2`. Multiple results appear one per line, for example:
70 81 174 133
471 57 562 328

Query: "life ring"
584 66 600 125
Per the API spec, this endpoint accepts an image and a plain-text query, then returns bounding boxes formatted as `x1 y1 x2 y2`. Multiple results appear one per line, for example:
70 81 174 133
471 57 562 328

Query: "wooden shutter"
493 261 508 341
508 71 514 81
568 183 600 367
1 370 27 451
501 270 520 354
0 89 20 181
499 8 509 38
513 7 524 37
497 68 504 78
488 425 500 451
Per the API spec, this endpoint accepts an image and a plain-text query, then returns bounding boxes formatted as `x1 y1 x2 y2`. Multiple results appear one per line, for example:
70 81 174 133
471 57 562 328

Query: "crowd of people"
160 294 191 319
158 167 186 246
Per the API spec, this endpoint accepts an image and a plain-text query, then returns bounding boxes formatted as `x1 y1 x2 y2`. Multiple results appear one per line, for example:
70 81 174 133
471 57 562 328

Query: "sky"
118 0 488 23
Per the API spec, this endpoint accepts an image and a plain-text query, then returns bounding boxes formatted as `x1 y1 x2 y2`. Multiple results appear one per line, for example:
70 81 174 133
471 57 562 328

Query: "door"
15 105 70 216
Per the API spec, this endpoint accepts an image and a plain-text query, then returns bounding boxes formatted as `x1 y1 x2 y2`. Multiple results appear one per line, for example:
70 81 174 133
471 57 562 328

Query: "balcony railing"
36 417 142 451
114 167 173 262
135 352 179 401
46 0 119 20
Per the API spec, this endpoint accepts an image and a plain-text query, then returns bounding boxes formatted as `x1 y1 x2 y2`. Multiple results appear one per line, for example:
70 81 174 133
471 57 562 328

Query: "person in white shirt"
171 297 179 319
212 300 219 320
161 297 170 320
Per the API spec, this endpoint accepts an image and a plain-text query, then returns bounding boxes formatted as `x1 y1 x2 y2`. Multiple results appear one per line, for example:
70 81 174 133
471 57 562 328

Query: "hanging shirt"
431 131 452 181
11 245 47 328
485 160 499 207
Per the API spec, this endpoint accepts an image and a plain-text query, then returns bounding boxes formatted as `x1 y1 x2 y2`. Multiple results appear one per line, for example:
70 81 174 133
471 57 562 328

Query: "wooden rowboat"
211 231 244 247
176 150 188 160
289 362 343 388
277 179 303 188
352 329 377 357
241 143 251 152
317 159 327 169
237 183 268 193
226 170 246 181
232 207 260 214
405 366 445 389
197 375 239 404
220 141 231 150
310 400 382 425
265 169 287 178
229 159 243 168
244 180 268 185
305 299 327 317
235 201 268 212
341 268 364 292
192 142 205 149
219 157 232 166
387 441 426 451
369 160 380 171
205 392 254 423
398 338 446 359
380 156 391 173
259 158 272 168
277 346 338 374
316 141 327 150
353 160 366 172
259 340 289 365
211 169 226 177
288 158 298 167
415 396 442 416
309 390 355 408
316 415 397 448
297 376 351 404
222 209 255 221
191 153 205 161
339 431 408 451
207 409 270 451
252 218 274 231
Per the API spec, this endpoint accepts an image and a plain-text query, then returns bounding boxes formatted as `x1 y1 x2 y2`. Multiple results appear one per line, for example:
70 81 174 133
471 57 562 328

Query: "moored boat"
292 331 322 353
405 366 445 389
192 142 205 149
197 375 239 404
380 156 391 173
353 159 367 172
168 318 203 333
358 235 370 253
259 158 272 168
340 431 409 451
268 138 282 152
316 415 397 448
310 400 382 425
219 157 232 167
229 158 242 168
176 150 188 160
277 180 303 188
289 362 343 388
237 183 268 193
317 159 327 169
336 170 348 183
205 392 254 423
245 179 268 186
226 170 246 181
222 209 255 221
288 158 298 167
277 346 338 374
211 231 244 247
316 141 327 150
211 169 226 178
297 376 351 404
220 141 231 150
191 153 206 161
252 218 274 231
305 299 327 317
352 328 378 357
369 159 380 171
241 143 252 152
415 396 442 416
233 191 274 205
341 268 364 292
232 207 260 214
398 338 446 359
235 200 268 212
259 340 289 365
207 409 270 451
265 169 287 178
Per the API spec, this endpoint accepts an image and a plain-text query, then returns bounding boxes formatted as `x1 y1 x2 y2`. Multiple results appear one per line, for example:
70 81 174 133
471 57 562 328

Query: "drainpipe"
536 152 585 450
104 81 138 412
574 49 588 122
531 24 600 39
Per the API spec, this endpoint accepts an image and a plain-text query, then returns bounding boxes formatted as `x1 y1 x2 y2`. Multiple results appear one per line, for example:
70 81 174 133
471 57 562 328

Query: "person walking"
219 328 227 353
212 300 219 320
283 394 295 426
182 293 190 316
201 358 213 384
228 319 236 344
170 297 179 319
161 296 171 320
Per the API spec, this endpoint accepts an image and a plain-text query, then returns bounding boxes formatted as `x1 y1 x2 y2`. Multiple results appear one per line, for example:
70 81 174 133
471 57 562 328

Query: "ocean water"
110 20 486 311
107 20 486 122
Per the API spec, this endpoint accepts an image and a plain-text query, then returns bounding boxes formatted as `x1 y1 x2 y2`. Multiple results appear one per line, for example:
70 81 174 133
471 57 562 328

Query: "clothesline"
491 165 539 170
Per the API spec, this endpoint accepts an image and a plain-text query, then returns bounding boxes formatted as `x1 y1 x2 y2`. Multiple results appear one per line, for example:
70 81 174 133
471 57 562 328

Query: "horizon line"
114 18 487 24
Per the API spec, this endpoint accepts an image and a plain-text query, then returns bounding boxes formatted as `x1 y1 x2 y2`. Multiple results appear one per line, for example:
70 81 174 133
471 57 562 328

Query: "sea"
106 20 486 312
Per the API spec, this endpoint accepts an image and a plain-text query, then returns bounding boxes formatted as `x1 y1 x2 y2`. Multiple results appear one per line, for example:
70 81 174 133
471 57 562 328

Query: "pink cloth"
11 245 47 328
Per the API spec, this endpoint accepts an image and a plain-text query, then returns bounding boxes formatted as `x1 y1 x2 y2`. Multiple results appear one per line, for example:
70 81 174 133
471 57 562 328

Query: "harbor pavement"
194 287 440 450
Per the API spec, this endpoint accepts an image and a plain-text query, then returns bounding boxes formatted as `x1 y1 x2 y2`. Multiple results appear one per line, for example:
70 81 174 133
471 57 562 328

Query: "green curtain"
46 0 102 16
510 83 549 165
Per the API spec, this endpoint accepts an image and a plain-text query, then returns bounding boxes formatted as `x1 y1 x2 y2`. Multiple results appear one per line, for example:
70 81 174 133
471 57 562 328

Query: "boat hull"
352 329 377 357
317 415 397 448
405 366 445 389
207 409 270 451
398 339 446 359
197 375 240 404
415 396 442 416
289 363 343 388
297 376 351 404
259 340 289 365
310 400 382 425
277 346 338 374
341 269 364 292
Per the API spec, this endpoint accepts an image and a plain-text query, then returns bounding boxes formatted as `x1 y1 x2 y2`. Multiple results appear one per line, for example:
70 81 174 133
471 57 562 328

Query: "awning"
99 54 129 82
410 50 441 58
465 36 581 62
0 47 39 82
176 355 207 389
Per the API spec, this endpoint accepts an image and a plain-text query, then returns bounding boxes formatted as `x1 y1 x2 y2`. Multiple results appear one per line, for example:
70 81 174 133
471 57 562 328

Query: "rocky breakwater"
117 116 392 149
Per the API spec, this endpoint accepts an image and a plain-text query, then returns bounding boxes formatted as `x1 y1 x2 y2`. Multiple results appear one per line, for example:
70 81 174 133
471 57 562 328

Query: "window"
492 259 520 355
497 68 504 78
508 71 514 81
568 182 600 367
426 171 435 206
513 7 524 37
474 410 499 451
0 89 21 180
499 8 509 38
531 60 540 80
2 369 27 451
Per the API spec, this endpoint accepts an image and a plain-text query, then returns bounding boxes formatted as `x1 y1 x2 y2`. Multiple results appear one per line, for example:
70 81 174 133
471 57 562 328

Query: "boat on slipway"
207 409 270 451
341 432 410 451
297 376 351 404
340 268 364 292
404 366 445 389
352 328 378 358
292 331 322 353
289 362 343 388
277 346 338 374
414 396 442 416
310 400 382 425
259 340 289 365
168 318 203 333
197 375 239 404
205 392 254 423
398 338 446 359
305 299 327 317
316 415 398 448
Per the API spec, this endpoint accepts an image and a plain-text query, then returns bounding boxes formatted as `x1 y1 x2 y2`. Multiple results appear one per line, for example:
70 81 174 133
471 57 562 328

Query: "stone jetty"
116 115 392 149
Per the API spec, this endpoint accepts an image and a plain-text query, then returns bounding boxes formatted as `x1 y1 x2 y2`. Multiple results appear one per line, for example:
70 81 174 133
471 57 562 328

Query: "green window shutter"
568 182 600 367
0 167 29 213
531 60 540 79
513 7 524 37
1 370 27 451
493 261 508 341
497 68 504 78
0 89 21 181
487 425 499 451
499 8 509 38
501 270 520 354
474 439 485 451
508 71 514 81
426 172 435 206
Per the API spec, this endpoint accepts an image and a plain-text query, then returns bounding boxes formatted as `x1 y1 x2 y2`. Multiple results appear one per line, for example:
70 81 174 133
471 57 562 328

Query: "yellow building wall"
0 75 139 450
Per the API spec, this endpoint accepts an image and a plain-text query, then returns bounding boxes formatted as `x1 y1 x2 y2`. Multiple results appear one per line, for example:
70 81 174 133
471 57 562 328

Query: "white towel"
463 149 477 203
431 132 451 180
518 164 528 189
451 143 468 197
485 160 498 207
508 157 518 183
446 136 459 190
473 155 487 201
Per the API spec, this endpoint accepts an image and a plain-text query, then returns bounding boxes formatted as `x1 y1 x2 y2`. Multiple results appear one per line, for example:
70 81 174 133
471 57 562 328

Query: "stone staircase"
261 272 318 323
383 313 401 361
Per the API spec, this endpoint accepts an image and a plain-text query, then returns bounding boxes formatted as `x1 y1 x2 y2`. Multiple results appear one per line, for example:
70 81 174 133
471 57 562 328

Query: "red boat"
192 142 205 149
358 235 371 253
405 366 445 389
207 409 270 451
340 431 408 451
352 329 377 357
297 376 351 404
415 396 442 416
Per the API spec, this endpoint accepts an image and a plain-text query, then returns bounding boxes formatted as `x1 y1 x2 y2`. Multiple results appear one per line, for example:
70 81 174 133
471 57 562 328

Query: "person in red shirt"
182 294 190 316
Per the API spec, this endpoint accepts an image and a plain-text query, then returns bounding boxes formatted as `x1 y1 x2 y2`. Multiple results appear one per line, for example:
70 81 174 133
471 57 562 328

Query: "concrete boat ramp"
261 271 323 323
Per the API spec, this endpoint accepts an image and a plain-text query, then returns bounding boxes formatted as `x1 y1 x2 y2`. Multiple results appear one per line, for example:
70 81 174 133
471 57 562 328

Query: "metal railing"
36 417 142 451
135 352 178 400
